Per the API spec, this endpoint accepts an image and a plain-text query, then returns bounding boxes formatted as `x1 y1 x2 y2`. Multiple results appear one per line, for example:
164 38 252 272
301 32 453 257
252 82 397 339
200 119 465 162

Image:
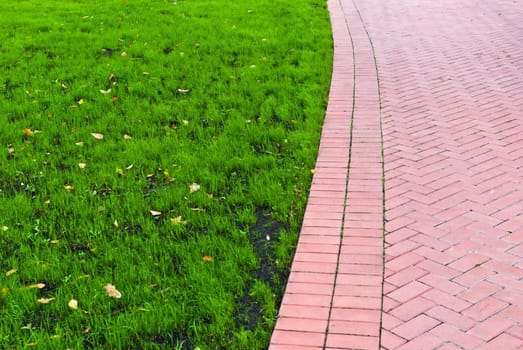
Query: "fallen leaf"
83 327 91 334
125 164 134 170
202 255 212 262
2 226 8 231
28 283 46 289
78 99 85 105
68 299 78 310
170 216 184 225
37 297 55 304
310 169 316 174
99 88 112 94
123 134 132 140
78 163 86 169
64 185 74 192
22 128 34 136
177 88 190 93
105 284 122 298
189 183 200 193
111 97 118 103
5 269 17 276
91 133 104 140
8 147 15 154
121 52 127 57
150 210 162 217
113 220 119 228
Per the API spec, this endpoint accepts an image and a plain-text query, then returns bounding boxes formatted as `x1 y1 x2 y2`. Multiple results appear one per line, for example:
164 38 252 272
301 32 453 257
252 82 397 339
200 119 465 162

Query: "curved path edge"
268 0 385 349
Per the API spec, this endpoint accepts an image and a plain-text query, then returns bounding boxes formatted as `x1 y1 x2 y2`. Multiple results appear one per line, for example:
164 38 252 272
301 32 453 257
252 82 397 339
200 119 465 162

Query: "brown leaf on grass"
202 255 212 262
37 297 55 304
91 133 104 140
105 284 122 298
22 128 34 136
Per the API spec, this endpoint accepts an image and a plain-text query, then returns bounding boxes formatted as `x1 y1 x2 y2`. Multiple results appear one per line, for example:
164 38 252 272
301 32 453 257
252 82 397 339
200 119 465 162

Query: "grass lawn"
0 0 332 348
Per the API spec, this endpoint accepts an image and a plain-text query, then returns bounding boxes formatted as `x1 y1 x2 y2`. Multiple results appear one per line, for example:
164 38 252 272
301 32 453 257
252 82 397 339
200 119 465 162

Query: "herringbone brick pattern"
356 0 523 348
269 0 523 349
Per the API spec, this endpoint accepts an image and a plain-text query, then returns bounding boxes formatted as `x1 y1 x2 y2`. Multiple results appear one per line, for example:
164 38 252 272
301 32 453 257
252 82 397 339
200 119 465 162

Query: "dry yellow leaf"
105 284 122 298
68 299 78 310
22 128 34 136
202 255 212 262
37 297 55 304
91 133 104 140
170 216 184 225
28 283 46 289
78 99 85 105
123 134 132 140
150 210 162 216
78 163 86 169
64 185 74 192
5 269 17 276
189 183 201 193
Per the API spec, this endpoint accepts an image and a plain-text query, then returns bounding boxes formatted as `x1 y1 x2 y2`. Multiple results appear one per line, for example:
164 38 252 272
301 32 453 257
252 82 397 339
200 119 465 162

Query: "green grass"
0 0 332 348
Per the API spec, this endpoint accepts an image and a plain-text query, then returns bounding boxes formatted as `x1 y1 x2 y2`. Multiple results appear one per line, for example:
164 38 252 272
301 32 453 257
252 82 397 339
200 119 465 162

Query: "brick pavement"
269 0 523 349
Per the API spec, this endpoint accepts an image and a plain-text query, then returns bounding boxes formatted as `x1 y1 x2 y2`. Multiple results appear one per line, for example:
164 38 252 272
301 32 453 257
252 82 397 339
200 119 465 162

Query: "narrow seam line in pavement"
322 0 357 347
350 0 387 346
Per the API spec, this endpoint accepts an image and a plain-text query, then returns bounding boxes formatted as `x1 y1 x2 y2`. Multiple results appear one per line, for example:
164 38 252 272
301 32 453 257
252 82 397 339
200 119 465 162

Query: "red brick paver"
269 0 523 349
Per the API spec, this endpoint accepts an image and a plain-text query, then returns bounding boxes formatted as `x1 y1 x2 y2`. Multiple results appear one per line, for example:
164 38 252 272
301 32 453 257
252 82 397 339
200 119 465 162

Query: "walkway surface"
269 0 523 349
